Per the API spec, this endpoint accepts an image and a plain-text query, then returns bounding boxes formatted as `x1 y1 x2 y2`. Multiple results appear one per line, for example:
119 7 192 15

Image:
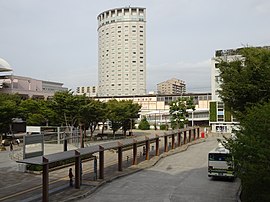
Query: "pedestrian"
143 146 146 156
16 139 20 145
10 142 13 151
69 168 74 187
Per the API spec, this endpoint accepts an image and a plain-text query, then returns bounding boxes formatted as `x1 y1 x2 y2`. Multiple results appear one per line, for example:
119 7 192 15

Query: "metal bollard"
93 157 97 181
64 139 67 151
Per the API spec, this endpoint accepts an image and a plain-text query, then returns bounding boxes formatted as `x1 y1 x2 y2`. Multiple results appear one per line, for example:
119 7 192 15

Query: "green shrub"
209 102 217 122
0 145 6 151
138 116 150 130
160 124 168 130
224 105 232 122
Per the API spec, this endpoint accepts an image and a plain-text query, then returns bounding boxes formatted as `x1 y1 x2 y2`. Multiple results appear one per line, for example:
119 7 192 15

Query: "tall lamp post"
154 113 157 130
192 110 194 127
187 109 195 127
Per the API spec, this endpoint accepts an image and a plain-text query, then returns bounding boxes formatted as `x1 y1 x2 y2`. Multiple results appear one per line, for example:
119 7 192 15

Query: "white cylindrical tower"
97 7 146 97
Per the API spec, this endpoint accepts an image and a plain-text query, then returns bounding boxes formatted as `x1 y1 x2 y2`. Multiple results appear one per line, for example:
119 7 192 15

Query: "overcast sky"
0 0 269 93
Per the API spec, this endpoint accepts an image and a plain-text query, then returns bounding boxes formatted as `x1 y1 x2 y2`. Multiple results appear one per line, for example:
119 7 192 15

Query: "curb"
237 184 242 202
63 138 206 201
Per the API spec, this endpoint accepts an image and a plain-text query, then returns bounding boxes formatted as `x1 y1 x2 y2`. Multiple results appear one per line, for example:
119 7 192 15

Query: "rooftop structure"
76 86 98 97
0 58 13 72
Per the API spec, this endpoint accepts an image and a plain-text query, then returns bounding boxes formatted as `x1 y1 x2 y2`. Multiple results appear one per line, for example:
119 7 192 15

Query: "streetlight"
154 113 157 130
187 109 195 127
192 110 194 127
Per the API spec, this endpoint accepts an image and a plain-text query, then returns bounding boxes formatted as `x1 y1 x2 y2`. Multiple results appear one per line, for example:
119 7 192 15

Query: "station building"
96 93 211 128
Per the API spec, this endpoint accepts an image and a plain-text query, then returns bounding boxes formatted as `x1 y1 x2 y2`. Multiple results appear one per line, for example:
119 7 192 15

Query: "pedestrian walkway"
0 131 206 202
48 138 206 202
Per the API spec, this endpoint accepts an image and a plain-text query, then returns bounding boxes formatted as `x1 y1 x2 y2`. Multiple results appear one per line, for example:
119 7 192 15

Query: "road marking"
0 182 23 190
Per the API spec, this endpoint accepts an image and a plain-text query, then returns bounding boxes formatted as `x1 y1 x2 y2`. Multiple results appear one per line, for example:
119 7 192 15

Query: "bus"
208 144 235 179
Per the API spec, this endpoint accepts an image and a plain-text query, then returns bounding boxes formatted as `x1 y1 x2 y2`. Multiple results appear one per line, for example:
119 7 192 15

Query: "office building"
157 78 186 95
210 46 270 132
210 48 243 133
97 7 146 97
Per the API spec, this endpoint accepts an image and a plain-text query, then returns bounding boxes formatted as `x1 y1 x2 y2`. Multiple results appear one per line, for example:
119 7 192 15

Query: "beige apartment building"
97 7 146 97
157 78 186 95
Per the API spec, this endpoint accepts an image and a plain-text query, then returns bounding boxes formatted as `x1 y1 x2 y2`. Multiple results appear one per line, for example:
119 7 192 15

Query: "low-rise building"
0 74 68 99
0 58 68 99
96 93 211 127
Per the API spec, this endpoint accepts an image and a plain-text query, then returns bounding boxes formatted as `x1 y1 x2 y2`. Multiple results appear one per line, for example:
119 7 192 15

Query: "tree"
50 91 86 127
224 102 270 202
138 116 150 130
169 97 195 129
79 99 105 139
217 47 270 117
119 100 141 136
218 47 270 201
99 101 109 135
0 94 21 134
106 99 123 137
19 99 55 126
106 99 141 136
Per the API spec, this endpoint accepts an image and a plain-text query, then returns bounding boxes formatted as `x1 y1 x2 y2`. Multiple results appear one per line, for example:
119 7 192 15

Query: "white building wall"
97 7 146 97
210 51 243 133
211 54 243 101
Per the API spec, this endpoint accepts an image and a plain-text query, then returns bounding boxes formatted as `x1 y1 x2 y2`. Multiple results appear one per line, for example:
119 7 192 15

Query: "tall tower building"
97 7 146 97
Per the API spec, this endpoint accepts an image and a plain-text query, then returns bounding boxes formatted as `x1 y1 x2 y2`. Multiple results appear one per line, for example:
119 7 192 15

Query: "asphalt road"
80 137 240 202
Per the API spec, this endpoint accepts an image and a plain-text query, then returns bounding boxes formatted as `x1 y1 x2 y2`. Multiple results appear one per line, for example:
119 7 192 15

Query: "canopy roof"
17 127 199 165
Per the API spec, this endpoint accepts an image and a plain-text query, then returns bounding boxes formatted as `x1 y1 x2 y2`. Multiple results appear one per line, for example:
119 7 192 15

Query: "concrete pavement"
48 138 206 202
0 131 206 202
80 137 241 202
